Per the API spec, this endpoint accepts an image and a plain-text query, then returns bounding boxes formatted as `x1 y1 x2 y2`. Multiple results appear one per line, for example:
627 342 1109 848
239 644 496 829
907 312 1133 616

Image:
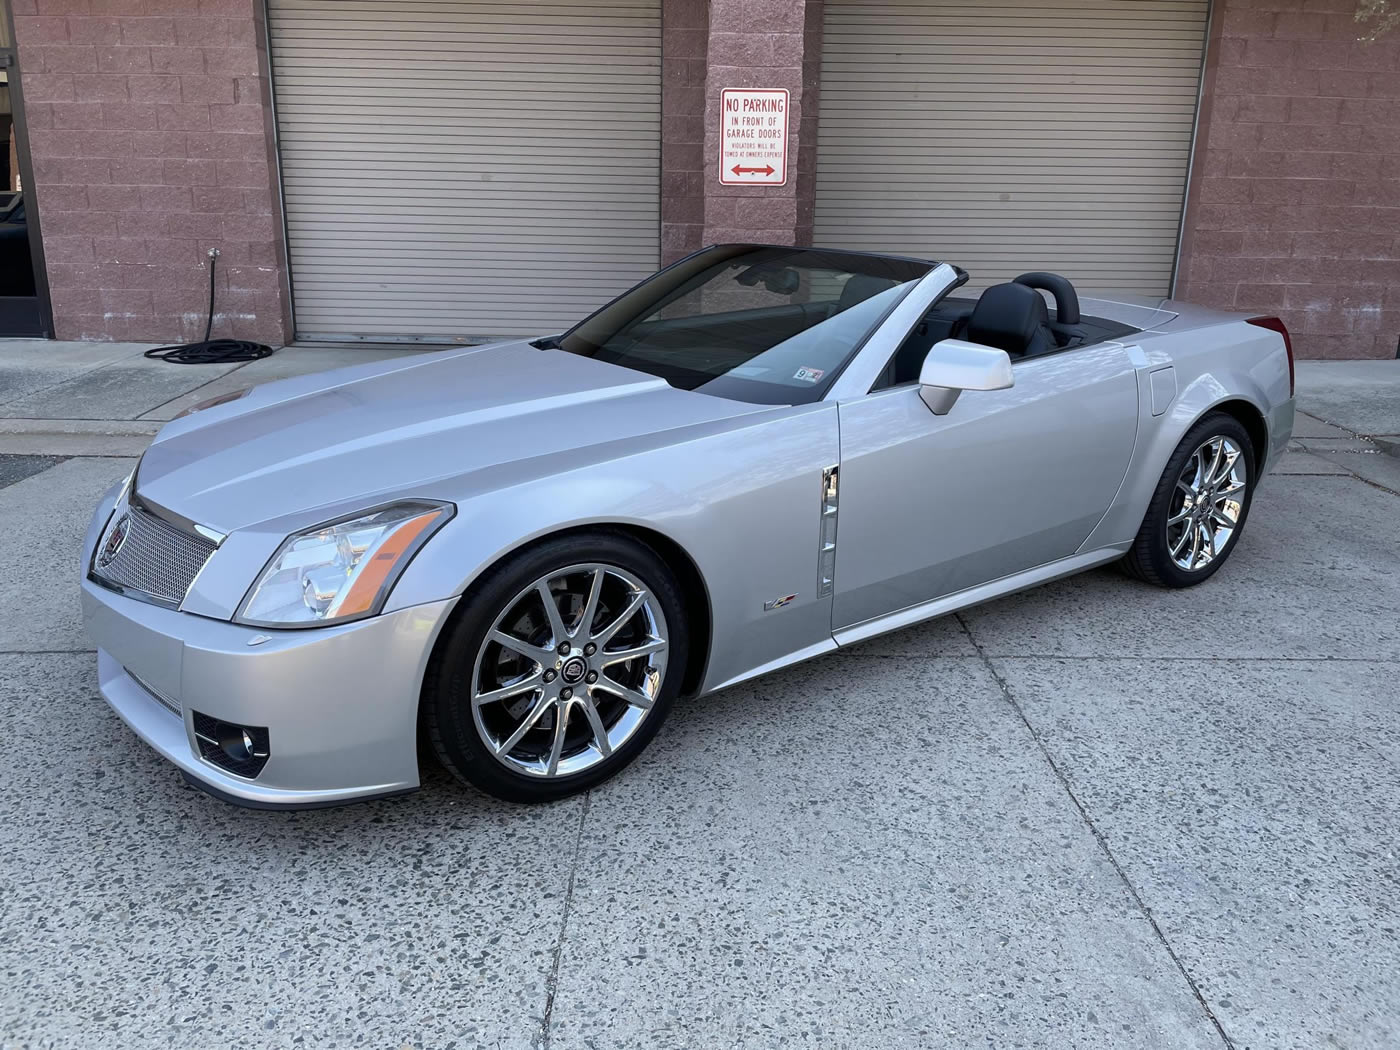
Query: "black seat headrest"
965 282 1050 357
1014 272 1079 325
838 274 896 311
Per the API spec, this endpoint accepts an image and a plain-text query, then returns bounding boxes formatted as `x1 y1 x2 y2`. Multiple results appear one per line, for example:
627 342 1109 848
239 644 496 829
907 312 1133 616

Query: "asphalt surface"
0 348 1397 1048
0 455 64 491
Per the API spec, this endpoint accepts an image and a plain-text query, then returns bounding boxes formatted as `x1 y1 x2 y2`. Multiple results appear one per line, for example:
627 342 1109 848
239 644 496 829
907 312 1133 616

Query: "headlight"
91 469 135 573
175 387 251 419
236 501 454 628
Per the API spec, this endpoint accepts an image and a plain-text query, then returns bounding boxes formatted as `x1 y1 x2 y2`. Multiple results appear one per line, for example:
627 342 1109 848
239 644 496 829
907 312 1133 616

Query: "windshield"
555 245 933 404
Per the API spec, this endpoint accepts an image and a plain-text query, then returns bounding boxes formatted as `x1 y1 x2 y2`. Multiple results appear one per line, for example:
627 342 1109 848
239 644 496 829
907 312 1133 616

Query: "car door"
831 341 1139 631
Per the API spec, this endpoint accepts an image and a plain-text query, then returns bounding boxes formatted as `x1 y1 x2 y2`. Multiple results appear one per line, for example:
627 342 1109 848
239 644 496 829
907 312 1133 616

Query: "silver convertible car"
82 245 1295 808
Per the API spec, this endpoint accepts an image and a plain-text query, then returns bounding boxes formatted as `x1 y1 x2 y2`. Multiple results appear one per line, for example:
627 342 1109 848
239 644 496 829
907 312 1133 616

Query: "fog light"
218 726 258 763
193 712 270 779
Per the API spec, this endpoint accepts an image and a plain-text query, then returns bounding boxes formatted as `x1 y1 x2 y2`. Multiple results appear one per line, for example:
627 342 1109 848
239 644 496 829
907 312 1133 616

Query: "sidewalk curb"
0 418 162 436
0 419 157 457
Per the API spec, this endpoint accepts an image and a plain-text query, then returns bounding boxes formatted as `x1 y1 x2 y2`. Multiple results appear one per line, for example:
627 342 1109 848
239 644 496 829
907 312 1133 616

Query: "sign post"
718 88 789 187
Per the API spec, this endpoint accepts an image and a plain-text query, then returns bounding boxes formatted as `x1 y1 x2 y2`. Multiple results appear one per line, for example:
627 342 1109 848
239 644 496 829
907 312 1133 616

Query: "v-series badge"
763 593 798 611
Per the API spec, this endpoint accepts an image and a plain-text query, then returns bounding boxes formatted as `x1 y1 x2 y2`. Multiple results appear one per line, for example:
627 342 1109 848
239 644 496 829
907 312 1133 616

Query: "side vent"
818 466 839 598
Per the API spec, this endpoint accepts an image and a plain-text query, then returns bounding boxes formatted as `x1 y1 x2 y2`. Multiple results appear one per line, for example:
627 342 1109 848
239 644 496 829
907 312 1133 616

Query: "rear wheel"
423 532 687 802
1121 412 1256 588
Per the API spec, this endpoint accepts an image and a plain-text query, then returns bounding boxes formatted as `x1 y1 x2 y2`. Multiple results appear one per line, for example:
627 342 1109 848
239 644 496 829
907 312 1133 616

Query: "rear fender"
1078 326 1291 552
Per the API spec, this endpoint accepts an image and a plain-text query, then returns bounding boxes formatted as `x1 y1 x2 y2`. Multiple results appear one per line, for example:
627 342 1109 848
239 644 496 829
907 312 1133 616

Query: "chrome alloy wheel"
470 563 669 778
1167 434 1248 572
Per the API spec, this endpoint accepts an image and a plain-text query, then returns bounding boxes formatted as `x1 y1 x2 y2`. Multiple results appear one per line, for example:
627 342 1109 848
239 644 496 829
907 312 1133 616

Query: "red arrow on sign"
731 164 776 176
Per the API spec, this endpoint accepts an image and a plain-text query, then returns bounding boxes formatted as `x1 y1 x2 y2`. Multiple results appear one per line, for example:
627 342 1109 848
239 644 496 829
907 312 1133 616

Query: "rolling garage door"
267 0 661 341
814 0 1209 295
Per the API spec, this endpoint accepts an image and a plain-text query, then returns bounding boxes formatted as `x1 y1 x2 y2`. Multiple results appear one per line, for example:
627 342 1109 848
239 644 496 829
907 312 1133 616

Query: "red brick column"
1175 0 1400 360
794 0 823 247
661 0 709 263
697 0 821 248
12 0 290 345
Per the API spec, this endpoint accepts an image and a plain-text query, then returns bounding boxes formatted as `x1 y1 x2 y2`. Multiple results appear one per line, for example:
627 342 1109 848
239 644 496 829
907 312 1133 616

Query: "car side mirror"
918 339 1014 415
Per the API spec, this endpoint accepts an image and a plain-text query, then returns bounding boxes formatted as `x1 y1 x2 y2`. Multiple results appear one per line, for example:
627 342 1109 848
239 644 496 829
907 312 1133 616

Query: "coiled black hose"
143 249 277 365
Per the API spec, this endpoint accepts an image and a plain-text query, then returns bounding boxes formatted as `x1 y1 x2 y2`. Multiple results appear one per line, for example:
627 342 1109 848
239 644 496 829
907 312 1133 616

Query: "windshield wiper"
531 335 562 350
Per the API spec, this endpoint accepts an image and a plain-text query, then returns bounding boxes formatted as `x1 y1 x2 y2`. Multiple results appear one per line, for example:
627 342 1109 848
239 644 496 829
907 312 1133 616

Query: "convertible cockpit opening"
877 270 1144 388
557 247 1147 401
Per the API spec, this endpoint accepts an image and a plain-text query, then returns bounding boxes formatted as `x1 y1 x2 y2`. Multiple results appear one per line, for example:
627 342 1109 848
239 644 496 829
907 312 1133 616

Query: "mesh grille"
128 669 181 718
93 503 217 606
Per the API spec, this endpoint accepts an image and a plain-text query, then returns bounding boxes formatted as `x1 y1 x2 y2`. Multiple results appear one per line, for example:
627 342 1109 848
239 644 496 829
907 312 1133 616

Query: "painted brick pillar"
665 0 820 253
11 0 290 345
1176 0 1400 360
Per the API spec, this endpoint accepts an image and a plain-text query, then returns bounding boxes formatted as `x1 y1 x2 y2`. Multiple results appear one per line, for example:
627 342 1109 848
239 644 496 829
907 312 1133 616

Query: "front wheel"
1121 412 1256 588
422 532 688 803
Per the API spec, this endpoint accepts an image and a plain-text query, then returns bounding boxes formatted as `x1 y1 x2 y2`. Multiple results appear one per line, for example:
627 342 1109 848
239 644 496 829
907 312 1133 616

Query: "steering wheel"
1013 272 1080 326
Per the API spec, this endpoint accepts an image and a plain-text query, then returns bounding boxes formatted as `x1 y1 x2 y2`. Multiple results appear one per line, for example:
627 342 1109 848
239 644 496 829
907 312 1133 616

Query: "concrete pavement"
0 341 1398 1049
1288 360 1400 492
1295 360 1400 445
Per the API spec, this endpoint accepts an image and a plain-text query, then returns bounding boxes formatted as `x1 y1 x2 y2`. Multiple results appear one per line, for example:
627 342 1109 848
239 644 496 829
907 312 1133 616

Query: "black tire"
1120 411 1256 588
422 530 688 803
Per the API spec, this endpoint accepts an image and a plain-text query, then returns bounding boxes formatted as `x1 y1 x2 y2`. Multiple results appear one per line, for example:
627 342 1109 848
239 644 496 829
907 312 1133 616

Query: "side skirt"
704 637 839 694
701 546 1128 695
831 546 1128 648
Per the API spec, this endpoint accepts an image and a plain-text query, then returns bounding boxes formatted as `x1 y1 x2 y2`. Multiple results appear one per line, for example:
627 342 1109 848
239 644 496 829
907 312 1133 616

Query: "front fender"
384 403 842 695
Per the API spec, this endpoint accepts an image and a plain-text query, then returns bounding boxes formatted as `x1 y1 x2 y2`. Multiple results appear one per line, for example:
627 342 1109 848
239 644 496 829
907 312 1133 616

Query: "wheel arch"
420 521 714 702
591 522 713 698
1080 377 1274 554
1206 397 1269 473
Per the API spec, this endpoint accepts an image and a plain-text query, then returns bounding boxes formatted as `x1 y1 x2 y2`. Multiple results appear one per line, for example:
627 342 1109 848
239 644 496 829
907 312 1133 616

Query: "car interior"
875 271 1143 388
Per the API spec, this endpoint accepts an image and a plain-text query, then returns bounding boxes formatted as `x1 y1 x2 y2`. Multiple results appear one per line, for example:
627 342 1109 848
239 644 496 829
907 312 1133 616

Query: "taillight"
1247 316 1294 397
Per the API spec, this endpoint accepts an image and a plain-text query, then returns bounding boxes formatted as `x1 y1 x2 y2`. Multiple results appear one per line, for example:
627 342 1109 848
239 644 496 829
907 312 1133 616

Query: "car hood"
136 340 766 534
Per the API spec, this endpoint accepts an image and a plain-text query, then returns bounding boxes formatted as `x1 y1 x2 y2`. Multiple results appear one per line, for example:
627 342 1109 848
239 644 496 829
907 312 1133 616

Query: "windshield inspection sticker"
793 366 825 383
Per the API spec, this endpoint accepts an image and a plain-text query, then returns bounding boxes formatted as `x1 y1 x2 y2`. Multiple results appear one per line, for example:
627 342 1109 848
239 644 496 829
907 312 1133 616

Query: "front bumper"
82 579 457 809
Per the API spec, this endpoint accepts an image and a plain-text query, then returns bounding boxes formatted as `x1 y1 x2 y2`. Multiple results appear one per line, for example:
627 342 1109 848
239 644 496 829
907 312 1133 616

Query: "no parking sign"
719 88 789 186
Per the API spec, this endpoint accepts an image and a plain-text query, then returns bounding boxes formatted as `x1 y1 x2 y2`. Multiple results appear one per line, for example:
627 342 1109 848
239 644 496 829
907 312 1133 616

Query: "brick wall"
21 0 1392 351
1176 0 1400 359
660 0 708 264
12 0 289 345
794 0 822 247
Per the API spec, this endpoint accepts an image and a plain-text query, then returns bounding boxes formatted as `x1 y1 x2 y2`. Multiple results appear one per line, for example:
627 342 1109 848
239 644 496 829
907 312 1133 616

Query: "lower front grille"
128 670 181 718
91 501 217 606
